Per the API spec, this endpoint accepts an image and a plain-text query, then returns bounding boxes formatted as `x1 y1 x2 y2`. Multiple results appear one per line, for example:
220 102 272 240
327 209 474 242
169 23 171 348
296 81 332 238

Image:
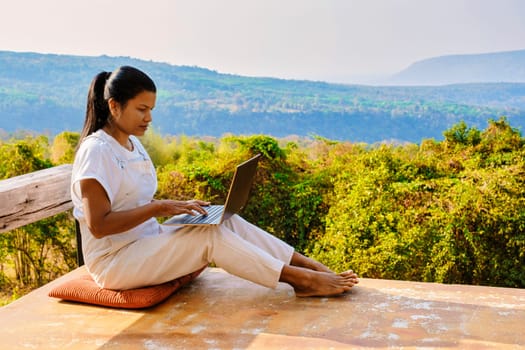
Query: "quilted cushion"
49 266 206 309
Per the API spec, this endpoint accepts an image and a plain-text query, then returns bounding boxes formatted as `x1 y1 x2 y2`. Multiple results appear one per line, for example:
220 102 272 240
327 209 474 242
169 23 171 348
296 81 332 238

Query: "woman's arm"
80 178 209 238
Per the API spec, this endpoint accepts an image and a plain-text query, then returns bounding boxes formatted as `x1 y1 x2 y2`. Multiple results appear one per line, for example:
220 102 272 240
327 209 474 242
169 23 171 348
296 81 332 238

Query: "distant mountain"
0 50 524 143
388 49 525 86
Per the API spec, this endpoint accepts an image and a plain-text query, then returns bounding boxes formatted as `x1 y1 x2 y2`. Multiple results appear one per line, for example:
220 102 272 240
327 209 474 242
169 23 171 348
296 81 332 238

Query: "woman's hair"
79 66 157 142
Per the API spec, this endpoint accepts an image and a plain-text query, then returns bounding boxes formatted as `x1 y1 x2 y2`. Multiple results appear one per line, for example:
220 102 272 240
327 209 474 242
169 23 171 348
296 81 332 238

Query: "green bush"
2 116 524 305
308 117 525 287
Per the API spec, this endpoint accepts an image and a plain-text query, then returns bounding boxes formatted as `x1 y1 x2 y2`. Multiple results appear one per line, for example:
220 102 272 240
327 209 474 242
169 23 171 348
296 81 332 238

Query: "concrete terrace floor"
0 266 524 349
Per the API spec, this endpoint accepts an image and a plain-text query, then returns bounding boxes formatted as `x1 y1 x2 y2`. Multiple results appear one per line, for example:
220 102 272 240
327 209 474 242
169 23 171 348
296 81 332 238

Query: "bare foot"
280 265 359 297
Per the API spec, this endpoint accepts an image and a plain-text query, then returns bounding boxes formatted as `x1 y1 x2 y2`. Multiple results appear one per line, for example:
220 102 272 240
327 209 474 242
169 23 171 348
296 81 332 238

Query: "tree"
50 131 79 164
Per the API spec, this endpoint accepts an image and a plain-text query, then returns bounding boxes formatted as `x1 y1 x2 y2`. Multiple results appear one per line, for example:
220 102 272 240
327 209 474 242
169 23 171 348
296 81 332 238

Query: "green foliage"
0 136 52 178
0 214 77 289
2 117 525 307
50 131 79 164
443 120 481 147
308 117 525 287
225 134 285 160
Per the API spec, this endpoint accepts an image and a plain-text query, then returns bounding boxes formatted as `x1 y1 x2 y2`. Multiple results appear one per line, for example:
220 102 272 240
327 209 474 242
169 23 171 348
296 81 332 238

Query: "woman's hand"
152 199 211 217
80 178 211 237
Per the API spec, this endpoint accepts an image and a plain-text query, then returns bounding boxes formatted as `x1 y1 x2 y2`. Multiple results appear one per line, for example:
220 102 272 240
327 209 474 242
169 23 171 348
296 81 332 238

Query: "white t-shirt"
71 129 161 273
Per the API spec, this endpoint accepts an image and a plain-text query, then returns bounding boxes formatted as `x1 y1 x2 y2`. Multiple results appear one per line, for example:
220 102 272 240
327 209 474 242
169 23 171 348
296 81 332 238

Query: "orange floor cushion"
49 266 206 309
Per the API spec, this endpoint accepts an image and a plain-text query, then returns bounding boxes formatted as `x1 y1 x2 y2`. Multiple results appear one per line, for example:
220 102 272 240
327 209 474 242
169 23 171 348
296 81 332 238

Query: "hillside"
389 49 525 85
0 50 524 143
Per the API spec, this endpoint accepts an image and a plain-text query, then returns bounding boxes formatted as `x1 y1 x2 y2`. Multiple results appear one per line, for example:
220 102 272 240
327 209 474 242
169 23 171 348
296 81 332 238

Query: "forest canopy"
1 50 524 143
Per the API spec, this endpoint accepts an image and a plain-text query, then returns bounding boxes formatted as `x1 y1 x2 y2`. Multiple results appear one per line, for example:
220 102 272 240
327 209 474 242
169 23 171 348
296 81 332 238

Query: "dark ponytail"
79 71 111 143
78 66 156 144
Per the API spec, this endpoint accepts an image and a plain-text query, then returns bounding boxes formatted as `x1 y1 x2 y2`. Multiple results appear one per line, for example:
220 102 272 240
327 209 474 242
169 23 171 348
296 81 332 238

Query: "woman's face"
109 90 156 137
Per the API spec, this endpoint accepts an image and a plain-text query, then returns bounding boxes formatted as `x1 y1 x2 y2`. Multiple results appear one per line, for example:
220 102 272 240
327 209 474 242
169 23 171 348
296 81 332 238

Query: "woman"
71 65 358 296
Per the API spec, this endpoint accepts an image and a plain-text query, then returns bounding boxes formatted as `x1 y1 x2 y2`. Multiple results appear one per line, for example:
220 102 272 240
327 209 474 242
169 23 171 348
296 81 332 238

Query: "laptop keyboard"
184 205 223 224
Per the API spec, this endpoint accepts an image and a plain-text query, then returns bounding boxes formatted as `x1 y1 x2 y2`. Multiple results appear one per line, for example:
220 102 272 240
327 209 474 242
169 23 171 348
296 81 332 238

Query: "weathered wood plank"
0 164 73 233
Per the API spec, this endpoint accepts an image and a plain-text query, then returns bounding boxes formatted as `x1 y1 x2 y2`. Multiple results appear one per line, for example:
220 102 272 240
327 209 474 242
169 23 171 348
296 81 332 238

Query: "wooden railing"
0 164 83 264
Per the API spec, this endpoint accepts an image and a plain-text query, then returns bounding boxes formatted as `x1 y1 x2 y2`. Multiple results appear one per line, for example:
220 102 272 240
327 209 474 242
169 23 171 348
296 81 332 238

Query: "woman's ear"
108 98 121 118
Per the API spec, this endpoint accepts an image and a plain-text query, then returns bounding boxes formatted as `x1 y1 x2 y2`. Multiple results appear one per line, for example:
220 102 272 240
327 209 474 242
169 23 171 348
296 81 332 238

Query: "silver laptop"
163 154 261 226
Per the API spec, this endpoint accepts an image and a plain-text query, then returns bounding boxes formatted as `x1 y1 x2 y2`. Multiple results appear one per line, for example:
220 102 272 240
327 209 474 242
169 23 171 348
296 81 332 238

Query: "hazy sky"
2 0 525 83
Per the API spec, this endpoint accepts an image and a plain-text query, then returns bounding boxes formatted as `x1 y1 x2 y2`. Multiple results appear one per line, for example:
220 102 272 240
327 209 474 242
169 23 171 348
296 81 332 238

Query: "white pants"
95 215 295 290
